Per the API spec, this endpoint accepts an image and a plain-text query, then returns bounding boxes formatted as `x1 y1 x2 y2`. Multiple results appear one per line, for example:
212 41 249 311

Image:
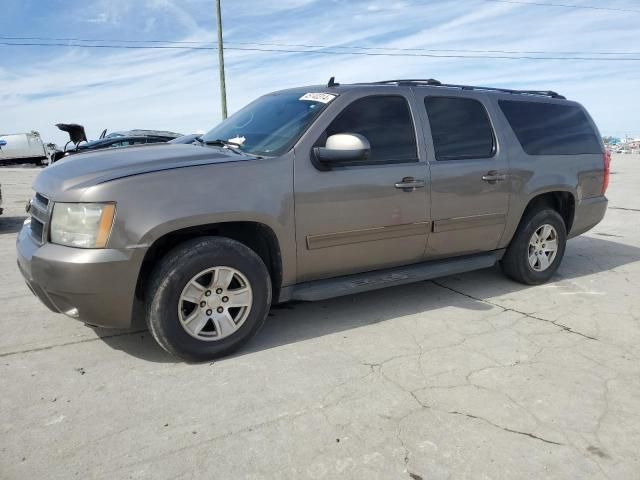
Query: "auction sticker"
299 92 337 103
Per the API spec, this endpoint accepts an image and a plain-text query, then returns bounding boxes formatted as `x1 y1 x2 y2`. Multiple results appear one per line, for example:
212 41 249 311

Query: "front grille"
31 217 44 240
29 193 51 244
35 192 49 208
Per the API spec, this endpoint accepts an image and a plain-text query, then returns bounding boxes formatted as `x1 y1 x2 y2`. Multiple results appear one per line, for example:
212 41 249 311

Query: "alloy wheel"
178 266 253 341
528 224 559 272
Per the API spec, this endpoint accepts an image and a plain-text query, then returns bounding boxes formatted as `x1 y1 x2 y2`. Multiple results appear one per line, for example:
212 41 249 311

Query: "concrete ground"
1 154 639 479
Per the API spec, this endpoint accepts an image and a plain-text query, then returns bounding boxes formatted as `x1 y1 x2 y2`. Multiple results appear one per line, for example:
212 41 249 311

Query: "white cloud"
81 0 130 25
86 13 110 24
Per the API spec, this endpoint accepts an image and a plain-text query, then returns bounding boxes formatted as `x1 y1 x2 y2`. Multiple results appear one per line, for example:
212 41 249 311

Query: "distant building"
605 136 640 153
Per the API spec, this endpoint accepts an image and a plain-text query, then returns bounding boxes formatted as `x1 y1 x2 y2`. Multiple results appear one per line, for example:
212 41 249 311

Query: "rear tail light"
602 150 611 195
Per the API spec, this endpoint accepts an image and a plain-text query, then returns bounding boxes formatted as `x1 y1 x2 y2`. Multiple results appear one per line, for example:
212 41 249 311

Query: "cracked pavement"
1 154 640 479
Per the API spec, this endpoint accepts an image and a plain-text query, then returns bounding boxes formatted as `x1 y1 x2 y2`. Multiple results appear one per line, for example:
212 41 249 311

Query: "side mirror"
313 133 370 170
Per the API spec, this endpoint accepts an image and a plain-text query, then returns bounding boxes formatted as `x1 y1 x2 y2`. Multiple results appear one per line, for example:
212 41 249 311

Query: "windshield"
202 92 336 156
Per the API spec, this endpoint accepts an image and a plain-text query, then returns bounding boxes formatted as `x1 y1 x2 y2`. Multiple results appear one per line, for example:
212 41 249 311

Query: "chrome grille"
29 193 51 244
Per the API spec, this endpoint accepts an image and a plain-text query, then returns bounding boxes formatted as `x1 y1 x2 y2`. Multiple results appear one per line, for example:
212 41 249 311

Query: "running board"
280 250 504 302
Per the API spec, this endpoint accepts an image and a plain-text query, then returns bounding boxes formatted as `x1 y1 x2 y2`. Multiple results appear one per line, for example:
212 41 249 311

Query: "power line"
225 41 640 56
0 35 207 44
1 35 638 56
0 41 216 50
225 46 640 61
2 41 640 61
228 47 640 61
483 0 640 13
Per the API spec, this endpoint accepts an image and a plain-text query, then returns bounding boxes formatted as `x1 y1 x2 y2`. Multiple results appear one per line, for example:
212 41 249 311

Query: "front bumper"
569 195 608 238
16 223 144 328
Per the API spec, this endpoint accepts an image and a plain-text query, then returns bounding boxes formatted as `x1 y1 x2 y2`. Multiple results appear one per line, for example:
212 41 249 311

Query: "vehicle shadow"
99 236 640 363
0 216 26 235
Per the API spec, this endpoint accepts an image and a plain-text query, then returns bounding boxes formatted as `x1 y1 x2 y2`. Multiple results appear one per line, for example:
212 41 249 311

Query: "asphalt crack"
448 411 563 446
0 329 148 358
608 206 640 213
431 280 598 341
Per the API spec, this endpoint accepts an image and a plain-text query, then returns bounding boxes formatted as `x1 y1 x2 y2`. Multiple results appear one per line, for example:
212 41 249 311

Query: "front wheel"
500 208 567 285
146 237 272 361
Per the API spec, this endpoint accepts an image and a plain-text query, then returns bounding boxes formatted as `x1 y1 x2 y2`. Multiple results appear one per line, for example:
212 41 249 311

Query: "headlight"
50 202 116 248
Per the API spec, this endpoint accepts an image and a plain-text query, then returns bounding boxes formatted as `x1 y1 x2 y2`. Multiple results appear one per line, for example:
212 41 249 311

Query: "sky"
1 0 639 145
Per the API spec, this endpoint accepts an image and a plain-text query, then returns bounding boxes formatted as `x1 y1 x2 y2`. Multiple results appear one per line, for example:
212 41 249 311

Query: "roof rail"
365 79 566 99
371 79 442 86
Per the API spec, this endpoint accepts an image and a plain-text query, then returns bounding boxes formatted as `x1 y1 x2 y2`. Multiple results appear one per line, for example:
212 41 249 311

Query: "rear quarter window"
499 100 602 155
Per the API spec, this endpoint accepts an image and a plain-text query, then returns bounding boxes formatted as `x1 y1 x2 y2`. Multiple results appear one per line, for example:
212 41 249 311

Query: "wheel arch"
501 188 576 248
521 190 576 233
135 221 283 304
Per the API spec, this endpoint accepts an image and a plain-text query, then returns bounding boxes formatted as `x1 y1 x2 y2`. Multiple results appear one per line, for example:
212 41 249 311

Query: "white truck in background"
0 131 48 165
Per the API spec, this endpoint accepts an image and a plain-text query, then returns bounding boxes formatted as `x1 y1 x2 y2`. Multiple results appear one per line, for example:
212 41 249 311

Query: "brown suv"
16 78 609 361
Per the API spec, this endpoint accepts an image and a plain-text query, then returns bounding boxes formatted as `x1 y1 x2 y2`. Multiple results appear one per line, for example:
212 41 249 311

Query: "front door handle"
482 171 507 184
394 177 426 192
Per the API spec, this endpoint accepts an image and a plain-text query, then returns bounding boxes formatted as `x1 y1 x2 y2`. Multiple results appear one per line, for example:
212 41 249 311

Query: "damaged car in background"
51 124 182 162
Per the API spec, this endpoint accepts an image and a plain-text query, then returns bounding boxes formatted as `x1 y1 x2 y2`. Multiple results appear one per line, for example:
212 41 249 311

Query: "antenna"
327 76 339 87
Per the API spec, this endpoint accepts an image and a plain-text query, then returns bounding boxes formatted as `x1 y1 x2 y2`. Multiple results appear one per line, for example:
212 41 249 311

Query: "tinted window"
326 96 417 163
499 100 602 155
425 97 495 161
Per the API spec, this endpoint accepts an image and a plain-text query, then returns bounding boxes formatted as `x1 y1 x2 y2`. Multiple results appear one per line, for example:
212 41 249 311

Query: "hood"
56 123 88 144
34 143 255 195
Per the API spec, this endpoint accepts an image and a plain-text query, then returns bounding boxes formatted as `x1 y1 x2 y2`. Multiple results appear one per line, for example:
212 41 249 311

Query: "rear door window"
326 95 418 163
424 97 496 161
499 100 602 155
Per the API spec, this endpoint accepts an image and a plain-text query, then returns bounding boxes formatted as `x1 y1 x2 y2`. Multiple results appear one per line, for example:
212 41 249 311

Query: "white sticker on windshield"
299 92 337 104
228 135 246 145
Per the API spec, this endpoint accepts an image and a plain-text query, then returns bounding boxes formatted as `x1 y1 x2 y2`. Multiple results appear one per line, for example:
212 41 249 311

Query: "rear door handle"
482 171 507 183
395 177 426 191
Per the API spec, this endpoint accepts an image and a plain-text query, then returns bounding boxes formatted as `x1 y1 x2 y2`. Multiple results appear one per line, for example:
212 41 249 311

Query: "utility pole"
215 0 228 119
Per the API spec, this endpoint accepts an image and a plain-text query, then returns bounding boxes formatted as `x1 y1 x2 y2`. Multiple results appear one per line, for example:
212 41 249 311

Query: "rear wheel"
500 208 567 285
146 237 271 361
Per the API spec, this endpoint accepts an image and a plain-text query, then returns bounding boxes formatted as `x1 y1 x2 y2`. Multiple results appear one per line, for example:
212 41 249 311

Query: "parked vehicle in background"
0 132 48 165
52 124 183 162
169 134 203 144
17 78 609 361
56 135 181 160
104 129 182 140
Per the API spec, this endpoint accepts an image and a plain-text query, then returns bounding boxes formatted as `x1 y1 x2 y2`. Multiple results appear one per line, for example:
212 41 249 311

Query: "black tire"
146 236 271 361
500 208 567 285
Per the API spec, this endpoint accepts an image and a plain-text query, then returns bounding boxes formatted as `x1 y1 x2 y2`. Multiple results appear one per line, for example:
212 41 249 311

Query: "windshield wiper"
204 139 242 150
203 139 262 159
203 139 245 155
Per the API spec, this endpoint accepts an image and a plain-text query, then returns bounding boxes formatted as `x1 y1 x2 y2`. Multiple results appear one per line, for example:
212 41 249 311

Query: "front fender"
85 154 297 286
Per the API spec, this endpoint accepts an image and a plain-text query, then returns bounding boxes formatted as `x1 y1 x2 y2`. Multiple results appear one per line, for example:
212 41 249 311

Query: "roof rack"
368 79 566 99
